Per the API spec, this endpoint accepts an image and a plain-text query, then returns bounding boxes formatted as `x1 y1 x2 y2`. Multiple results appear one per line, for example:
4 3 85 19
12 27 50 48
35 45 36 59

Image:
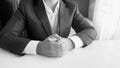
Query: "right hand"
36 34 64 57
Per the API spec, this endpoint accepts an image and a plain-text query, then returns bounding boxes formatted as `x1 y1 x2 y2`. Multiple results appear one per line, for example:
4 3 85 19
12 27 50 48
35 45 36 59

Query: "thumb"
54 34 61 39
48 34 61 42
49 34 61 39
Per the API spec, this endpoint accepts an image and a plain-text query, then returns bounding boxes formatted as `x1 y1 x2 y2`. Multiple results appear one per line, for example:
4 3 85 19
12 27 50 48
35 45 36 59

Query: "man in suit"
0 0 97 57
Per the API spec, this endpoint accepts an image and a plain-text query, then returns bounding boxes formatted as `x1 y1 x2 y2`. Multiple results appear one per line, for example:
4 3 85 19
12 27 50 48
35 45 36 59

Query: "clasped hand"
36 34 74 58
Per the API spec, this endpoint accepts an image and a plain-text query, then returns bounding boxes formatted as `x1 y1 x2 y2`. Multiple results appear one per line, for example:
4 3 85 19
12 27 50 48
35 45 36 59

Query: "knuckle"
52 53 64 58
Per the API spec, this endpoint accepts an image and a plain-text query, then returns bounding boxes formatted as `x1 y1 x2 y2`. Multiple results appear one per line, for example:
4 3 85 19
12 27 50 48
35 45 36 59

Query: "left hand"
49 34 75 52
48 34 75 55
57 38 75 53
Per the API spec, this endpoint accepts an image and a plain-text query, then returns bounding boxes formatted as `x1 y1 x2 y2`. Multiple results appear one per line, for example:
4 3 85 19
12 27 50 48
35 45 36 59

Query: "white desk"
0 40 120 68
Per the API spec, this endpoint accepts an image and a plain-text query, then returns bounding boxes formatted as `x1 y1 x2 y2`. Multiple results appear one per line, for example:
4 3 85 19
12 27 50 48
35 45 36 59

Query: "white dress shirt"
23 0 83 55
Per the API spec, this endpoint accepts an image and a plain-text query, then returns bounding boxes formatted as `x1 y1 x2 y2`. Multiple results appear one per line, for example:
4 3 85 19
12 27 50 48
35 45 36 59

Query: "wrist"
36 42 42 55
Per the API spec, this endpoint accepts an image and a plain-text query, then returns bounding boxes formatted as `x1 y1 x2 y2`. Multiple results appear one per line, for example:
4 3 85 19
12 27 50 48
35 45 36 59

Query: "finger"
50 34 61 39
48 34 62 42
49 34 56 38
48 37 58 42
54 34 61 38
53 34 62 41
50 42 64 54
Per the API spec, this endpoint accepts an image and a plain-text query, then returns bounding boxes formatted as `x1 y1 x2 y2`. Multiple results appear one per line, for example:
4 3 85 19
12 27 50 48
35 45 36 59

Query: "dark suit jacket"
0 0 14 28
0 0 97 55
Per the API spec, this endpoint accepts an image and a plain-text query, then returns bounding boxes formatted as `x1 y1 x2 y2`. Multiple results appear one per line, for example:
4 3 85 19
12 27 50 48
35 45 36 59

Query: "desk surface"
0 40 120 68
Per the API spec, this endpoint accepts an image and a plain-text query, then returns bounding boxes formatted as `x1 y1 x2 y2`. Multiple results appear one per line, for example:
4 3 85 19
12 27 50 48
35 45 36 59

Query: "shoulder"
17 0 35 11
19 0 33 7
62 0 77 8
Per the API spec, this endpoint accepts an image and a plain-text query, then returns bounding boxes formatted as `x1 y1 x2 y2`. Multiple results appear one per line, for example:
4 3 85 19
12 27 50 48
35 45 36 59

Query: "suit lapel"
58 0 69 36
35 0 52 35
34 0 69 36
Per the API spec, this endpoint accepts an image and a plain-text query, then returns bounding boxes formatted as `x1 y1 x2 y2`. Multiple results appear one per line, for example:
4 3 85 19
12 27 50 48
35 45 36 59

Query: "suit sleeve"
0 2 31 55
0 20 2 31
72 4 97 47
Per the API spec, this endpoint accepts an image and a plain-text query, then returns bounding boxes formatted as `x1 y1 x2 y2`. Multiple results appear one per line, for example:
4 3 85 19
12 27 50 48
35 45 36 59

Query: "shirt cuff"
23 40 40 55
69 36 83 49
